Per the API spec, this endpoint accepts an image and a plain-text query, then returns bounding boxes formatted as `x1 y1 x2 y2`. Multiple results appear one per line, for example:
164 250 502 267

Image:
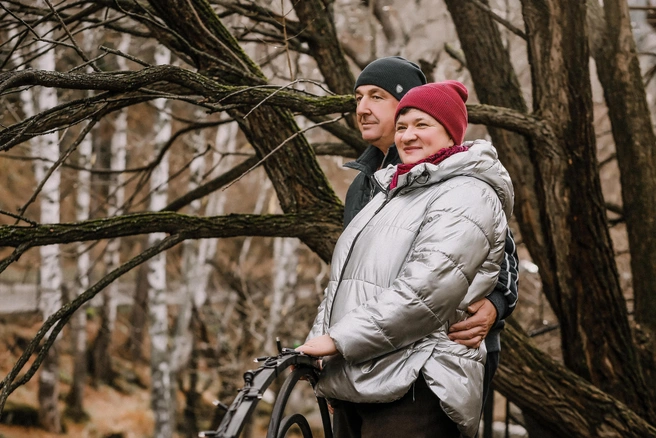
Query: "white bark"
29 29 62 323
199 120 238 305
148 44 174 438
69 28 100 415
102 34 131 336
18 10 63 432
267 238 299 352
171 109 207 373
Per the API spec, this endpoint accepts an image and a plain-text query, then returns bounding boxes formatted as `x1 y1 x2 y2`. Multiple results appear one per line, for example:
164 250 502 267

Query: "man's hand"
296 334 338 357
448 299 497 348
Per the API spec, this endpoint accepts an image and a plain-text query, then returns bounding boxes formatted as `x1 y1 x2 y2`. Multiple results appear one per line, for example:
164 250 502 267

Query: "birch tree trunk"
8 21 62 431
66 28 98 420
171 113 207 375
93 34 131 384
22 13 63 432
175 116 241 436
148 44 174 438
267 238 298 352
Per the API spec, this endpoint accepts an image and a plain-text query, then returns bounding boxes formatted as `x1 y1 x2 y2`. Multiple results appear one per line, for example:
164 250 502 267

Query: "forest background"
1 0 656 437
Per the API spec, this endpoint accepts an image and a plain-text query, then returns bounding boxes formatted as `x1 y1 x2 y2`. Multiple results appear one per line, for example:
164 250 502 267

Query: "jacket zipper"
327 175 419 326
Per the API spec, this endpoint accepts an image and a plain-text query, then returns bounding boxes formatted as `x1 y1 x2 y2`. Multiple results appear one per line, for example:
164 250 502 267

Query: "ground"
0 312 155 438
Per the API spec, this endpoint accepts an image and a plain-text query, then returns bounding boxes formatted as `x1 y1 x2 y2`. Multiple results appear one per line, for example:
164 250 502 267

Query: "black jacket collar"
344 144 400 175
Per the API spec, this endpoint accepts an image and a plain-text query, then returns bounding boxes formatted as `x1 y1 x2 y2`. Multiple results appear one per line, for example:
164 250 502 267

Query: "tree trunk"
96 33 131 385
518 0 655 420
444 3 557 435
587 0 656 339
25 11 63 431
180 307 203 438
267 237 299 352
65 27 97 422
37 346 61 433
171 108 207 375
91 304 114 384
128 260 149 362
446 0 655 421
148 44 174 438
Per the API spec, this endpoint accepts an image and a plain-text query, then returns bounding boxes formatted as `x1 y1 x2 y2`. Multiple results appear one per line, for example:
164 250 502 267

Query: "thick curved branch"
467 103 557 144
0 66 547 156
0 67 356 150
0 66 353 115
497 321 656 437
0 91 151 151
0 67 549 154
0 211 342 261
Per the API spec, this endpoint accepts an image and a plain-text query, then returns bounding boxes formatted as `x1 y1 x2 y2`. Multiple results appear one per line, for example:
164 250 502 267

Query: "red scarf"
389 145 469 190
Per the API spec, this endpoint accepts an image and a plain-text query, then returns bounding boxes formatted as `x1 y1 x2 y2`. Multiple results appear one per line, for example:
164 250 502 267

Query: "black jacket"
343 145 519 353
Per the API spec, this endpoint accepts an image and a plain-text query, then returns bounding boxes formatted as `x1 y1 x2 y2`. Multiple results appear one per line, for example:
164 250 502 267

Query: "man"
344 56 519 407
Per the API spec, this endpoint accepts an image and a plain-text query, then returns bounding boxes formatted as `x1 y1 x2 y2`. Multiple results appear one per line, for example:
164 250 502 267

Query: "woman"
297 81 514 438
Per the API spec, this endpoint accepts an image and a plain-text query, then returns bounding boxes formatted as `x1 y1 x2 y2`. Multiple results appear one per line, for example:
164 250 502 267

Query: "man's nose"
356 98 371 115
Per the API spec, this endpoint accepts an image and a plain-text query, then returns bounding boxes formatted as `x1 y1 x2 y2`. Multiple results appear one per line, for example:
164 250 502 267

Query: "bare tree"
1 1 656 437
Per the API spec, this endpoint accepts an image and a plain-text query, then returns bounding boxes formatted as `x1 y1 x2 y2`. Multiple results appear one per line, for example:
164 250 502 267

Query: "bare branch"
0 211 342 249
17 117 98 218
42 0 100 71
224 114 346 189
464 0 527 40
0 233 185 411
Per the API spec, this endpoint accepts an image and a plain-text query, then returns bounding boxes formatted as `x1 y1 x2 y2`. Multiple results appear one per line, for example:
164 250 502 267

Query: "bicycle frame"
199 346 333 438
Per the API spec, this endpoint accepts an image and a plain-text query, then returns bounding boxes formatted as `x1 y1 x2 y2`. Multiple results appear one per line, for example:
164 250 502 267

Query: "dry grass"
0 312 155 438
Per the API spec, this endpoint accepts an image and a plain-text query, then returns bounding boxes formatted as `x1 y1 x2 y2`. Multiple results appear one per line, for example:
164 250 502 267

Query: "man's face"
355 85 399 152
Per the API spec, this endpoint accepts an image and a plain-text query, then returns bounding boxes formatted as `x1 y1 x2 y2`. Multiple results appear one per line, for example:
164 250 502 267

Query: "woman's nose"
401 127 417 142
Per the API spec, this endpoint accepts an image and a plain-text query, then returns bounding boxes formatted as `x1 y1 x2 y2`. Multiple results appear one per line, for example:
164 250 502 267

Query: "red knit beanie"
394 81 469 145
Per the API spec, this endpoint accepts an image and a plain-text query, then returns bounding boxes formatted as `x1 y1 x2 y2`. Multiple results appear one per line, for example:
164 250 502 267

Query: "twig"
68 51 109 73
0 208 37 226
465 0 527 40
16 118 99 220
99 45 151 67
237 79 335 119
223 115 344 190
0 242 31 275
43 0 100 71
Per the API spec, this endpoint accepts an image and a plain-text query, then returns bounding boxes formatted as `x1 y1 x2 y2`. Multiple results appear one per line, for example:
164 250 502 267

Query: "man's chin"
360 131 379 143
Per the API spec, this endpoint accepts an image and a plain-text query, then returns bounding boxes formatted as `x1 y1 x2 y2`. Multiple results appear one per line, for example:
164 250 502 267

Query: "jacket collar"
374 140 515 218
344 144 400 175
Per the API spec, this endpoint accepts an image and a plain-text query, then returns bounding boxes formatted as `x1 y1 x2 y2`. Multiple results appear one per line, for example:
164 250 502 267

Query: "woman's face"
395 108 454 164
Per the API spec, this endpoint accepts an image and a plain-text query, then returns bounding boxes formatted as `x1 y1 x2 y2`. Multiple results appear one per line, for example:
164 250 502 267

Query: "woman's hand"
296 334 338 357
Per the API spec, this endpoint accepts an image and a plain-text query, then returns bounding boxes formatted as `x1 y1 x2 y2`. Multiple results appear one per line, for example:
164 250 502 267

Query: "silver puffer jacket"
306 140 514 438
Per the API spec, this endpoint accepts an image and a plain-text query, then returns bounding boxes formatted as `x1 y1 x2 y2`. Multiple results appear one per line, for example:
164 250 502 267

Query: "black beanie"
354 56 428 101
